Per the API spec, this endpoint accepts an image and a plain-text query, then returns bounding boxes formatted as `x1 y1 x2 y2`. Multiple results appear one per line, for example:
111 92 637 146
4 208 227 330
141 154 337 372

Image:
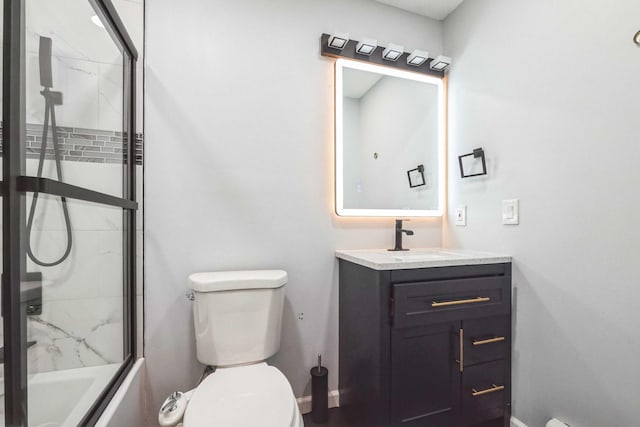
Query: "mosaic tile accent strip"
0 123 143 165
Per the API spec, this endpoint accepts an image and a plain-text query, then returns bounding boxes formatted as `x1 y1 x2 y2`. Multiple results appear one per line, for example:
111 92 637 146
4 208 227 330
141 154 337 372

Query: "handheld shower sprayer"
26 36 73 267
39 36 53 88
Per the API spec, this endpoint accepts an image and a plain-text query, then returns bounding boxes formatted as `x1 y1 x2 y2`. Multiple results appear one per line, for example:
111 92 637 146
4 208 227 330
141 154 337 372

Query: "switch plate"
455 205 467 226
502 199 519 225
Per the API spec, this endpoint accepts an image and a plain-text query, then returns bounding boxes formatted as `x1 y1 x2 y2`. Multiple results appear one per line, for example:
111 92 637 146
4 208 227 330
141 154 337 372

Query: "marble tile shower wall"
0 132 144 377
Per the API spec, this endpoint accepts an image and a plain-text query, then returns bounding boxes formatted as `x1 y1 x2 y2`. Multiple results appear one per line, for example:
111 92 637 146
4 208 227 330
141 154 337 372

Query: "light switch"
502 199 519 225
455 205 467 226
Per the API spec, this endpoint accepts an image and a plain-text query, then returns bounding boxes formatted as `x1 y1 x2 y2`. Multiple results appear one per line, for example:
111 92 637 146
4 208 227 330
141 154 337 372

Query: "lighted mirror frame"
335 58 446 217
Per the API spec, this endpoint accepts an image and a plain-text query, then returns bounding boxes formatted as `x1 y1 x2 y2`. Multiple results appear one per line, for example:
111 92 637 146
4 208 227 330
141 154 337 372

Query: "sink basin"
391 250 462 261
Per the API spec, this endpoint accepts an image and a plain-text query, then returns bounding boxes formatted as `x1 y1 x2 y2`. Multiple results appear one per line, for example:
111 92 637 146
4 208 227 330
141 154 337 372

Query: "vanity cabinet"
338 260 512 427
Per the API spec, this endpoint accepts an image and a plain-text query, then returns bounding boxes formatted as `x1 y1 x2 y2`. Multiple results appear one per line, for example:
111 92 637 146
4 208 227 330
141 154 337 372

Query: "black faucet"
388 219 414 252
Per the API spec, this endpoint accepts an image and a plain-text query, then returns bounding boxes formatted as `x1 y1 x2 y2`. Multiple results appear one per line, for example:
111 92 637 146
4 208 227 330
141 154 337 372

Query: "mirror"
335 59 445 217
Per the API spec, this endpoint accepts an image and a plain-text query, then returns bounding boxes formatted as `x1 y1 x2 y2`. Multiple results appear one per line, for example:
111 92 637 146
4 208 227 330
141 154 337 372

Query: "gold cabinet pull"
472 384 505 397
432 297 490 307
472 336 505 346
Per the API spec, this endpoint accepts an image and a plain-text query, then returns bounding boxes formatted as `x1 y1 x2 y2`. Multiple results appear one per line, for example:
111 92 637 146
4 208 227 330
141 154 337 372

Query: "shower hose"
26 87 72 267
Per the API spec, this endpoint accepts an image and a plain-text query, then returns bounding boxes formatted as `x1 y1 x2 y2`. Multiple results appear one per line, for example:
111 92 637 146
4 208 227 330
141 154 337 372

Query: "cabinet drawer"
463 316 509 366
461 360 507 424
392 277 510 328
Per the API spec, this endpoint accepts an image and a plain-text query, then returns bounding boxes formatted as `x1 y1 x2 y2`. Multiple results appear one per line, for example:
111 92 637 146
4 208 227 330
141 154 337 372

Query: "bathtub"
0 363 120 427
28 363 121 427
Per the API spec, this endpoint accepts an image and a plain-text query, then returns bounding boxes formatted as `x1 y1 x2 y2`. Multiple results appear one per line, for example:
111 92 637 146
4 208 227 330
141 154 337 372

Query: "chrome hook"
634 30 640 46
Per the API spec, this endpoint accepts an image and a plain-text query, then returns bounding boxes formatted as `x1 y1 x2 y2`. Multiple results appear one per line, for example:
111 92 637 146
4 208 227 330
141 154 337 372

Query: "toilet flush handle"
186 292 195 301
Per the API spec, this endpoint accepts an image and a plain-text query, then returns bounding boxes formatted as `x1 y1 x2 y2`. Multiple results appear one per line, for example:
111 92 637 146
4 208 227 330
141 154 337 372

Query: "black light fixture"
382 43 404 61
458 148 487 178
328 32 349 50
356 38 377 56
430 55 451 71
407 49 429 67
320 34 447 78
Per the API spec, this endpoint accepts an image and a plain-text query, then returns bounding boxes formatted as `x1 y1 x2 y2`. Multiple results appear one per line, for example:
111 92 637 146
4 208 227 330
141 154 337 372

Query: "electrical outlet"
455 205 467 226
502 199 519 225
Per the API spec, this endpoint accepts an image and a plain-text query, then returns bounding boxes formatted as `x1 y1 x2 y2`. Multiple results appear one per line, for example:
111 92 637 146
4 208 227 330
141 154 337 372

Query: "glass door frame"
1 0 139 425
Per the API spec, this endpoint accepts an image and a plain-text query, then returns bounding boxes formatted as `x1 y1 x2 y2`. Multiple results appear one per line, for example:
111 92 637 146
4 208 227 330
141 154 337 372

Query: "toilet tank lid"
188 270 287 292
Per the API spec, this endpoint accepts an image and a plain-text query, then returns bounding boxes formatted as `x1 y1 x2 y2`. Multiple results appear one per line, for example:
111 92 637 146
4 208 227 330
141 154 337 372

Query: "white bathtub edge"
95 358 146 427
511 416 528 427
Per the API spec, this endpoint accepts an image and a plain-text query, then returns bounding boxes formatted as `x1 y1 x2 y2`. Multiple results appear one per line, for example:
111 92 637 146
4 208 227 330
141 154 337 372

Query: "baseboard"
296 396 525 425
296 390 340 414
511 416 527 427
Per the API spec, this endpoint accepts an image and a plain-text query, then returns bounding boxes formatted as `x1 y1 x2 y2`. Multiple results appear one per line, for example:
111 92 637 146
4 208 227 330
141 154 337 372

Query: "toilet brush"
310 354 329 423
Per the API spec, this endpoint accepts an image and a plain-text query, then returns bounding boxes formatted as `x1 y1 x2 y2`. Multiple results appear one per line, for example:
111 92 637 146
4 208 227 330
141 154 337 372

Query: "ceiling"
375 0 465 21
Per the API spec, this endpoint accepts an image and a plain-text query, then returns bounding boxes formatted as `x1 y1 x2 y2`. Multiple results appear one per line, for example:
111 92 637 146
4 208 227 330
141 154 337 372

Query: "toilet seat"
183 363 301 427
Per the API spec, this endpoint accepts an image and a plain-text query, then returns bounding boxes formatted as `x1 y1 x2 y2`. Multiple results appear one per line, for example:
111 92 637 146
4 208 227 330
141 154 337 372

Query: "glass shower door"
2 0 138 425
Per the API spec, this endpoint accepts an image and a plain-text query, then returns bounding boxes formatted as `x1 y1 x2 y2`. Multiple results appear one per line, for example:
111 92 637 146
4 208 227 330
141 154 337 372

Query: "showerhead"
39 36 53 88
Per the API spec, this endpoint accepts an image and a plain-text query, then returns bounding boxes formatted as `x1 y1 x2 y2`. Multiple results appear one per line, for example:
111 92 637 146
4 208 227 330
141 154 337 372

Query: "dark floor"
302 408 504 427
302 407 350 426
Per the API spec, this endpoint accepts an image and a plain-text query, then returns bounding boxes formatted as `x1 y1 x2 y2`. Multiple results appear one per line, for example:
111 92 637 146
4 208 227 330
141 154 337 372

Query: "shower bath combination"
26 36 73 267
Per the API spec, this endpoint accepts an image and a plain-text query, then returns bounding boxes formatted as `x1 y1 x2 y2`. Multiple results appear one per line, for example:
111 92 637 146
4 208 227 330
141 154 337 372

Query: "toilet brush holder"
310 355 329 423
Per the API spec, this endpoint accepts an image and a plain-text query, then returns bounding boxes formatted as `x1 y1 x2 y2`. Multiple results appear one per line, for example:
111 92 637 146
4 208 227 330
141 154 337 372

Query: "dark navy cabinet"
338 260 512 427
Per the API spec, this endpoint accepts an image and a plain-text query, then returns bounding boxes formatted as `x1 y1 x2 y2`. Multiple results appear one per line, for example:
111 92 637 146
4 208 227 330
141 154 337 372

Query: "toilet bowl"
183 363 302 427
159 270 302 427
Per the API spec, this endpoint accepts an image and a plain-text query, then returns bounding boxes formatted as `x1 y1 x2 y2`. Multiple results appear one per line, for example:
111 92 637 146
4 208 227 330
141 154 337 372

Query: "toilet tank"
188 270 287 367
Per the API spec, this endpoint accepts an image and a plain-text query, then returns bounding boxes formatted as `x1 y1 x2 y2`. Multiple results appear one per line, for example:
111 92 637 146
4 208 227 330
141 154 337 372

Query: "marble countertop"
335 248 512 270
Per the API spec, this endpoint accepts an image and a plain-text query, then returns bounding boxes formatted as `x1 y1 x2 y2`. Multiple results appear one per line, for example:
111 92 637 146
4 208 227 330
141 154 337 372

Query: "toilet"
161 270 303 427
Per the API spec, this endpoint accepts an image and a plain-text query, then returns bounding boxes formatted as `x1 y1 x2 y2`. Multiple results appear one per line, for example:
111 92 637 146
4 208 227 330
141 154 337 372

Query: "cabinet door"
391 322 459 427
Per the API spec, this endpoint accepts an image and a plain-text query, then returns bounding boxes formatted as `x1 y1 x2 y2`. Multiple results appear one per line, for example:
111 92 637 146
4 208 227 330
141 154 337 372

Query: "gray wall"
443 1 640 425
144 0 443 423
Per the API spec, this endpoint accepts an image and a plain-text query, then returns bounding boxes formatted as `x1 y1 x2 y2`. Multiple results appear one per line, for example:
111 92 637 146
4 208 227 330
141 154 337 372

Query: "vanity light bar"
382 43 404 61
356 38 377 56
328 32 349 50
430 55 451 71
320 34 446 78
407 49 429 67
